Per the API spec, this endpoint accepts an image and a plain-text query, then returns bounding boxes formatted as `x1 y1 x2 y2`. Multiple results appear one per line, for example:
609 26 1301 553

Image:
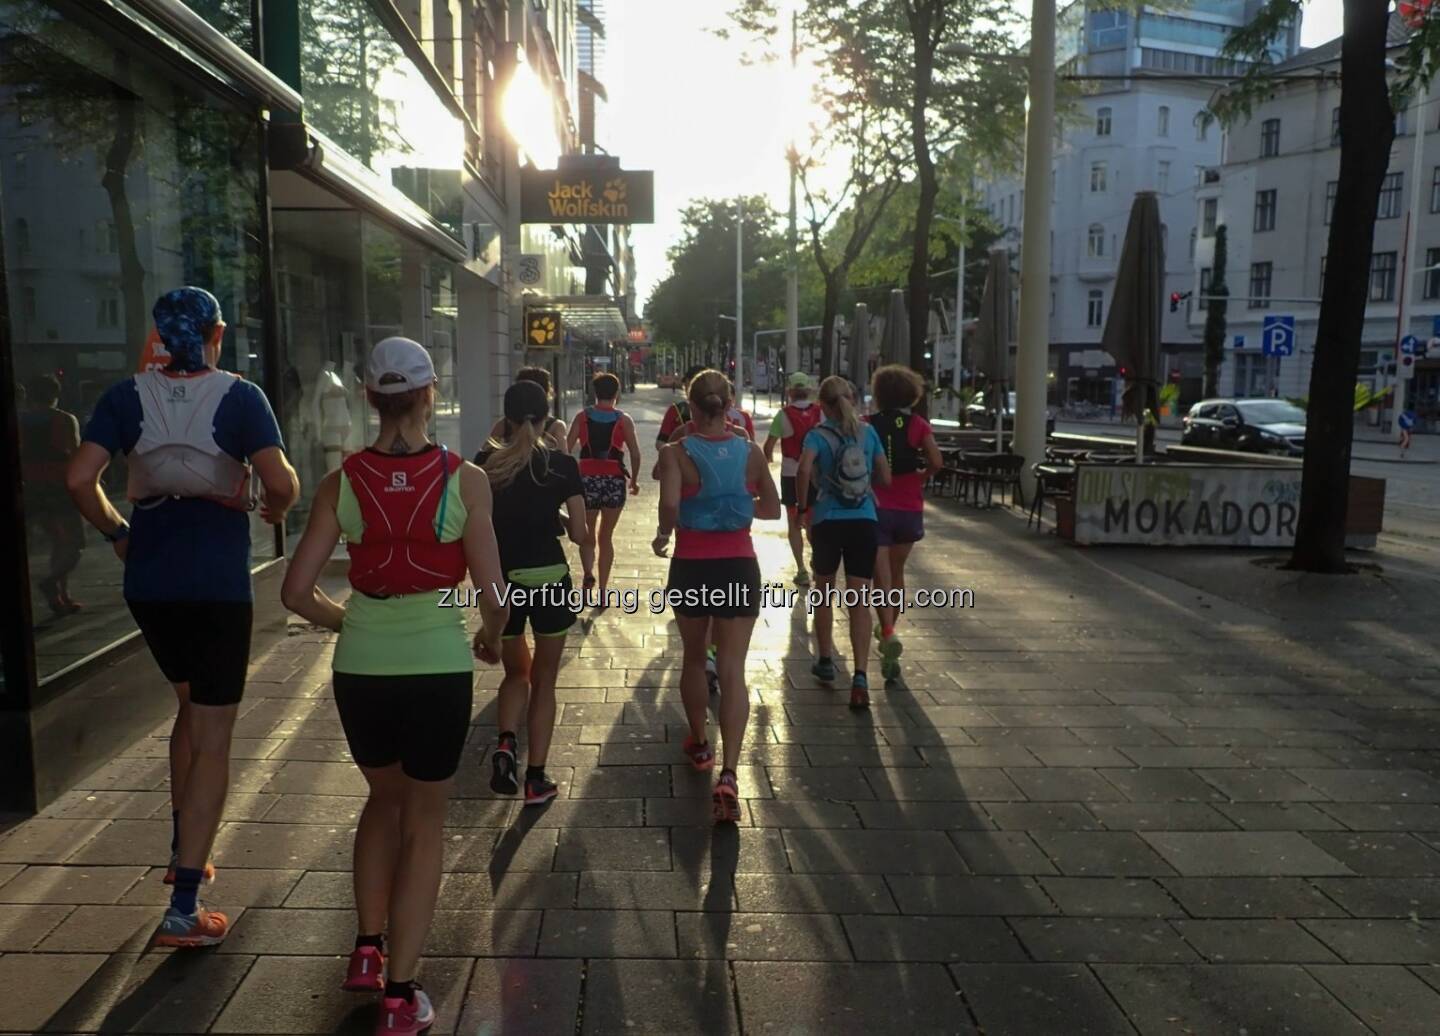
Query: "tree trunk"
823 273 840 377
1288 0 1394 573
101 58 146 369
905 5 936 373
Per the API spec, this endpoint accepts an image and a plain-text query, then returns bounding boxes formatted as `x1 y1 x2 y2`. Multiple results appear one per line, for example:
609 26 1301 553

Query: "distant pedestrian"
763 371 823 585
487 366 568 450
481 380 592 806
281 336 507 1036
656 365 706 452
20 373 84 616
654 369 780 821
567 372 640 599
866 365 944 687
67 286 299 947
795 375 891 708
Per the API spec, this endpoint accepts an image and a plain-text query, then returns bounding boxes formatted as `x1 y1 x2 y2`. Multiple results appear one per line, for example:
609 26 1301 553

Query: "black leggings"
333 672 473 782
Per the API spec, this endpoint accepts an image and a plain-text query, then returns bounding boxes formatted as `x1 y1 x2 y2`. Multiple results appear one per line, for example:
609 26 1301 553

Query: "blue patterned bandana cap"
153 287 221 372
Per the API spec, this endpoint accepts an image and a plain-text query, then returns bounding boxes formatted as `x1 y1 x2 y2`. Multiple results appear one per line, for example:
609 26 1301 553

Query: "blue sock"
170 811 180 854
170 867 204 916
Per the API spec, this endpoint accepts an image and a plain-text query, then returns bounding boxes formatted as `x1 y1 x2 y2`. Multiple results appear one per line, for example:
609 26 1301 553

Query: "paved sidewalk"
3 389 1440 1034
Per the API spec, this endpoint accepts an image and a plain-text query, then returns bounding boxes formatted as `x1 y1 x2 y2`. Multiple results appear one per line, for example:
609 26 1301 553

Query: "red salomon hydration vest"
343 447 466 596
579 406 627 476
780 403 822 460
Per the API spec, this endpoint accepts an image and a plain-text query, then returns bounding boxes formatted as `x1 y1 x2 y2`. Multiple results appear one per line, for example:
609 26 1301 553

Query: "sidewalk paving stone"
7 390 1440 1031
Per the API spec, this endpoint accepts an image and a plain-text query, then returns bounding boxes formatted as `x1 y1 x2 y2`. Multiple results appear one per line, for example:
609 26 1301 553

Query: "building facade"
1191 17 1440 431
977 1 1301 408
0 0 633 811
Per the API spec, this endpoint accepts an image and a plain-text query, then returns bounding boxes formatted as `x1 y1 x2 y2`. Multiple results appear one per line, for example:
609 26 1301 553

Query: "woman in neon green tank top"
281 338 507 1035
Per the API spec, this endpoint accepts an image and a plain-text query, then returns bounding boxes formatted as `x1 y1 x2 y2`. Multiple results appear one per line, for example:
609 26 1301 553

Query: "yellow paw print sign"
526 310 561 347
603 178 627 204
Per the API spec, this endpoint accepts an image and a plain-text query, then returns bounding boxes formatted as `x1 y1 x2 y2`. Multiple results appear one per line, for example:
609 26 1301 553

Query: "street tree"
725 0 1025 372
1217 1 1440 572
646 197 795 366
1202 225 1230 398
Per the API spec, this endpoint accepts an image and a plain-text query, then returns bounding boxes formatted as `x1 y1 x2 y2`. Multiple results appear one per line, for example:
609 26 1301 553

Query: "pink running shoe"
342 945 385 992
682 735 715 773
712 771 741 824
375 988 435 1036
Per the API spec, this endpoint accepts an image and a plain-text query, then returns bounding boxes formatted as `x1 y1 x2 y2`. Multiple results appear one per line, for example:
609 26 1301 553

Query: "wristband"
103 522 130 544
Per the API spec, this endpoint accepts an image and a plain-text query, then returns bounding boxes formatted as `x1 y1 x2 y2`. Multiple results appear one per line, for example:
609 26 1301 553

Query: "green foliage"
646 197 802 351
1354 383 1392 411
1158 382 1181 409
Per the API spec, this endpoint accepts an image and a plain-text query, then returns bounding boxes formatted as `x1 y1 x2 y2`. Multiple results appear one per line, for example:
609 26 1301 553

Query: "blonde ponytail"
484 418 549 490
819 375 861 439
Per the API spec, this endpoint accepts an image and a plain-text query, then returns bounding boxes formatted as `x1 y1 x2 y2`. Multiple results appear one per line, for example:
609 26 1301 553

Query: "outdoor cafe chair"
1028 461 1075 532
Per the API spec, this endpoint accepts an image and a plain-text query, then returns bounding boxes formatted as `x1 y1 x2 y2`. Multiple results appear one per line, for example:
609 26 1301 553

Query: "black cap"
504 380 549 425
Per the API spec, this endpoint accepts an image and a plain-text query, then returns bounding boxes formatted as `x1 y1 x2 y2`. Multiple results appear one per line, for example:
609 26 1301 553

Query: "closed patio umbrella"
1100 191 1165 463
973 247 1012 452
880 288 909 368
848 302 870 391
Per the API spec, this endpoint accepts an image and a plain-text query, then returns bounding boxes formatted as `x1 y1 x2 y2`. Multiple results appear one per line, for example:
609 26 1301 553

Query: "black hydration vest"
872 409 921 476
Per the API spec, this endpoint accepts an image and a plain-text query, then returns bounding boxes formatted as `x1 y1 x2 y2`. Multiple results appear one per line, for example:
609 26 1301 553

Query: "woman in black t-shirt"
479 381 591 806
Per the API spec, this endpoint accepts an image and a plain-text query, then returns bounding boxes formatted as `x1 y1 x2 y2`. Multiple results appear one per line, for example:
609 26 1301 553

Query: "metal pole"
954 221 966 414
1395 86 1428 438
736 196 745 394
785 9 800 377
1014 0 1055 496
752 330 760 411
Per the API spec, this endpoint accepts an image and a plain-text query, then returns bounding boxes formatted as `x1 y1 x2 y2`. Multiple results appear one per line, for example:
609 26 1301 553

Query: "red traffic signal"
1168 291 1192 313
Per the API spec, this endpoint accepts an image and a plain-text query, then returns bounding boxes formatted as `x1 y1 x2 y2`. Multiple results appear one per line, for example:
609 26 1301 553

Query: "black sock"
170 810 180 854
854 670 867 680
525 765 546 781
385 979 416 1003
355 933 384 951
499 731 517 747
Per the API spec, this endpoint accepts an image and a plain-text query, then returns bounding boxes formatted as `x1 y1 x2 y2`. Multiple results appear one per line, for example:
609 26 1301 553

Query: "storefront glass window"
0 0 269 683
181 0 255 53
299 1 465 237
273 207 459 540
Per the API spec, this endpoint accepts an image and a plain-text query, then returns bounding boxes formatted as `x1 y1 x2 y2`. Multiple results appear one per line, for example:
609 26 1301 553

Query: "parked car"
966 391 1057 435
1181 398 1306 456
657 371 681 389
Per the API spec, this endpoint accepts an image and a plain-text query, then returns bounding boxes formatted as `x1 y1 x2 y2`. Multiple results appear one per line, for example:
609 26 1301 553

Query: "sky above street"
605 0 1346 311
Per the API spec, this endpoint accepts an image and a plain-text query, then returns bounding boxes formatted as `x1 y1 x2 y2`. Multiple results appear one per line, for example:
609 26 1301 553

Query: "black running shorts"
333 671 473 782
503 574 577 639
127 600 253 706
665 556 763 619
780 475 818 510
809 519 879 580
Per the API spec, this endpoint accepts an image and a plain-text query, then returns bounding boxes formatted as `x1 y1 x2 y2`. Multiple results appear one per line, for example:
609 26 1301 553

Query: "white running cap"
367 337 436 394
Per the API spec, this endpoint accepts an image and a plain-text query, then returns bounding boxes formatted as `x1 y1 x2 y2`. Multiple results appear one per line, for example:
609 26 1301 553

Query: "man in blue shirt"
66 287 299 948
794 376 891 709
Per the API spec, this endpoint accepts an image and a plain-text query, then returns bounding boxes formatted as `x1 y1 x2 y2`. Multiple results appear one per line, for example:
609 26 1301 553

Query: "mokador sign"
520 167 654 224
1073 464 1303 547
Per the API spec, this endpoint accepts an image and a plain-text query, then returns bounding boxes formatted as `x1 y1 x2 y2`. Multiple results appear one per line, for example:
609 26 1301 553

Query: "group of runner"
60 288 940 1035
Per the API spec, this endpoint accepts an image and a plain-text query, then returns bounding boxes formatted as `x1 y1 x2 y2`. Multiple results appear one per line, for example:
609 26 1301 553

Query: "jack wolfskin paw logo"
603 179 627 204
529 314 558 345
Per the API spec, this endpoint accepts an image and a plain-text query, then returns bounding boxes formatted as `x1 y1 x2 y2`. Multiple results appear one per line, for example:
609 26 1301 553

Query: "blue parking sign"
1262 315 1295 357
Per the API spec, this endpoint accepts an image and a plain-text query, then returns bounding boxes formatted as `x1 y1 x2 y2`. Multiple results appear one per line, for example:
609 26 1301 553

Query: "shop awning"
525 294 629 343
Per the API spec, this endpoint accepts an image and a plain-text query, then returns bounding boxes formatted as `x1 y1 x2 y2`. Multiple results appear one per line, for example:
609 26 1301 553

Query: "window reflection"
299 1 464 235
273 209 459 540
0 0 269 684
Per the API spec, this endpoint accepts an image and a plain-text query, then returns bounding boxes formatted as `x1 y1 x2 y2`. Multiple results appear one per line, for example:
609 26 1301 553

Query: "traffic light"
1117 365 1130 379
1169 291 1192 313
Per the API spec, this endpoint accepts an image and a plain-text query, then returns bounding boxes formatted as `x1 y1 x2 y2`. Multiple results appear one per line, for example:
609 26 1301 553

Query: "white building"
1193 16 1439 431
978 1 1300 408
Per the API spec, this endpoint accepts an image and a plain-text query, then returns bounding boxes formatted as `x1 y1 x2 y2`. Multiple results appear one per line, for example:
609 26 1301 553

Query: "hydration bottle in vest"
342 447 467 596
127 370 253 509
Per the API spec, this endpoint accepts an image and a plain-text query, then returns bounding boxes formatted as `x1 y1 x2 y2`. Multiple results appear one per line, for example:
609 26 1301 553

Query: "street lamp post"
736 196 745 392
1014 0 1056 499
